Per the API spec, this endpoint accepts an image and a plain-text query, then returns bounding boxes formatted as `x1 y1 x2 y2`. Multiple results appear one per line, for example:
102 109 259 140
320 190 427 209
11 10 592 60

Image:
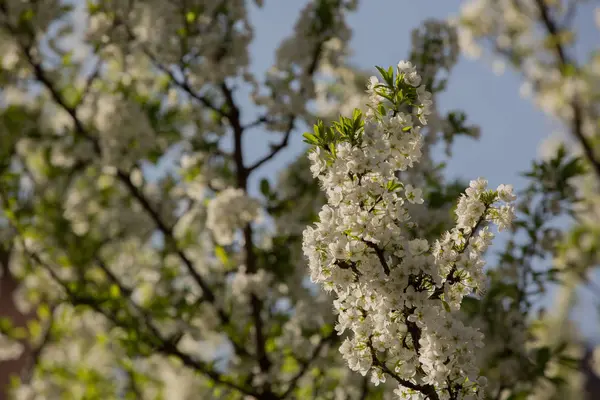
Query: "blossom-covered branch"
302 61 516 399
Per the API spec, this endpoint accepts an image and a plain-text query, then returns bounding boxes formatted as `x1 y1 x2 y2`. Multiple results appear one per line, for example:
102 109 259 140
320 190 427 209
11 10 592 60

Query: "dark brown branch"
18 42 101 155
247 128 293 173
243 115 269 130
362 240 390 275
429 207 489 301
143 47 222 114
404 310 423 355
367 339 439 400
109 15 225 115
115 170 221 307
247 42 325 173
429 268 460 301
336 259 362 278
358 375 370 400
77 57 103 107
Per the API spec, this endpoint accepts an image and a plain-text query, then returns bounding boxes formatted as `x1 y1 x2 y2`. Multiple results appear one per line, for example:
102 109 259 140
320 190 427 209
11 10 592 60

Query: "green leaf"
59 4 75 14
260 178 271 197
507 391 529 400
386 181 403 192
11 327 27 340
0 318 13 333
375 65 394 87
215 246 229 266
97 332 108 345
37 304 51 320
109 284 121 298
265 338 277 353
442 300 451 313
19 9 34 23
460 297 480 315
62 51 73 66
536 346 551 369
87 1 101 14
282 355 299 373
302 132 318 145
352 108 361 123
185 11 196 23
62 86 80 108
320 323 333 336
28 319 42 339
328 142 336 157
314 120 324 137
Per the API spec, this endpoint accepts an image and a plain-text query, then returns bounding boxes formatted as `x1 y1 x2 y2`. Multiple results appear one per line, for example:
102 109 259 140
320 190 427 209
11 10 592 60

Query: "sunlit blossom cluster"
303 61 516 399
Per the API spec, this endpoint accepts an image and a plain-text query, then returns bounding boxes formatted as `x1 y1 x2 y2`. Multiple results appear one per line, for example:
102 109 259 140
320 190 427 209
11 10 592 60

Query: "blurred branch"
115 17 224 116
562 0 579 27
243 115 270 130
221 80 276 399
247 43 325 173
534 0 600 181
368 339 439 400
76 57 103 107
280 331 336 399
21 305 57 385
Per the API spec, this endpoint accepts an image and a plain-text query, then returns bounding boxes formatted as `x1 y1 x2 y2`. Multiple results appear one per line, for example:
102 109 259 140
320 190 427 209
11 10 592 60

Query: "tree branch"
247 42 325 173
280 331 337 398
534 0 600 180
367 338 439 400
362 240 390 275
115 170 220 306
113 17 224 116
221 81 275 396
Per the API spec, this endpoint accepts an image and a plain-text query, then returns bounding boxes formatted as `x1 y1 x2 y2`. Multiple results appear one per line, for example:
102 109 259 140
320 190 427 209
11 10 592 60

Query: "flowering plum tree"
0 0 596 399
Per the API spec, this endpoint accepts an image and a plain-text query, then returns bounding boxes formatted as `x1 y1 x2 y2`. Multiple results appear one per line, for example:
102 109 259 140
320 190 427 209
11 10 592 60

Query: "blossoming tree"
456 1 600 398
0 0 596 399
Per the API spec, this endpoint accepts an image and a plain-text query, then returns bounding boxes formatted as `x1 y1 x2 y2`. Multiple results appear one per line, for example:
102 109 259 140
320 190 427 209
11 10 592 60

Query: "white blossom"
206 188 261 246
302 61 516 399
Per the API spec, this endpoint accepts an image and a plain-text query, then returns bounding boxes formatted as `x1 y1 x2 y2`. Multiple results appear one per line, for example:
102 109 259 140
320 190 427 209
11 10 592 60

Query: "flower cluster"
230 265 272 301
206 188 260 246
302 61 516 399
0 334 24 362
